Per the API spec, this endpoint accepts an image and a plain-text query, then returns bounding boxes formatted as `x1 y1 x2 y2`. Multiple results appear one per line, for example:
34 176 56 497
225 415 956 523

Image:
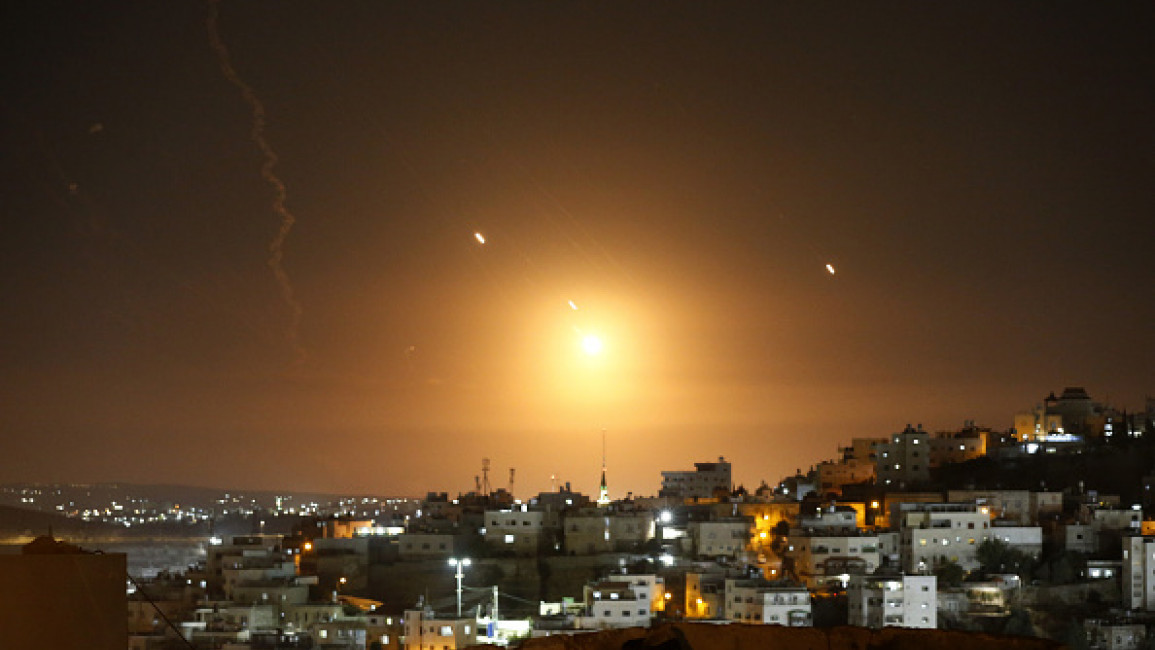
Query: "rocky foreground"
516 622 1062 650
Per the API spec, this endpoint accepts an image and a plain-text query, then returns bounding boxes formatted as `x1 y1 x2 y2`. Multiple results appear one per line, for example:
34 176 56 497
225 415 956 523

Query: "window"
504 534 514 544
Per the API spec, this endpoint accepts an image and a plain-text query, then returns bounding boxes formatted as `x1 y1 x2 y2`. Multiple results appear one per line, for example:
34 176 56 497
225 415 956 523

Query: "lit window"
504 534 514 544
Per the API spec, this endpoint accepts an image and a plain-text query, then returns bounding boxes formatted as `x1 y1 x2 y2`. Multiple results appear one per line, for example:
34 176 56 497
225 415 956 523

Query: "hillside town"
6 386 1155 650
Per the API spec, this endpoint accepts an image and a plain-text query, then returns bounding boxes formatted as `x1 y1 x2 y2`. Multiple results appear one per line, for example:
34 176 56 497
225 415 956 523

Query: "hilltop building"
874 425 931 488
660 458 732 501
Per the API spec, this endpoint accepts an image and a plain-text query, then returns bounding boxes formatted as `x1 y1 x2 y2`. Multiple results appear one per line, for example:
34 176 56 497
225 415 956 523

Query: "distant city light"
474 232 486 244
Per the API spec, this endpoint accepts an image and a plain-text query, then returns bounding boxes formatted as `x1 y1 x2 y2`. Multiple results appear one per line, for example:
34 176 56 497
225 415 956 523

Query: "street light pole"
448 558 471 617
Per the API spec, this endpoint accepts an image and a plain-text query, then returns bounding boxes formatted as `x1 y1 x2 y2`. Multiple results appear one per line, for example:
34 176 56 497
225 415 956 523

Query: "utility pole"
449 558 471 617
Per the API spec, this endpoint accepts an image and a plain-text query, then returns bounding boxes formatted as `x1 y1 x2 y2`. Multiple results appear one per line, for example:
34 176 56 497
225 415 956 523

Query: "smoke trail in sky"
206 0 305 364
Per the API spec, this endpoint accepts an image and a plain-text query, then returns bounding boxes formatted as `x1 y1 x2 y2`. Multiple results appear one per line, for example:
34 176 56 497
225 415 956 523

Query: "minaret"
597 428 610 506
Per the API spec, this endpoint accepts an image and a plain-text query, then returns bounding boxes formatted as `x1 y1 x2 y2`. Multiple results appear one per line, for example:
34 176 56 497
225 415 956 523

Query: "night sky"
3 2 1153 498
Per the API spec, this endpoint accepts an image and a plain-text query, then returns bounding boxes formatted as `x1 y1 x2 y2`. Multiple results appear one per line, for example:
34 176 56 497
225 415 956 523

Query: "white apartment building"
580 579 654 630
1123 536 1155 611
724 578 812 626
403 608 477 650
603 573 665 615
847 574 936 629
783 533 881 588
874 425 931 487
660 458 732 501
894 503 991 573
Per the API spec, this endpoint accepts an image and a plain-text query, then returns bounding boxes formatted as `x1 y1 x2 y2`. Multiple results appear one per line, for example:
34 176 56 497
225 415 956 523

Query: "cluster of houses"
36 387 1155 648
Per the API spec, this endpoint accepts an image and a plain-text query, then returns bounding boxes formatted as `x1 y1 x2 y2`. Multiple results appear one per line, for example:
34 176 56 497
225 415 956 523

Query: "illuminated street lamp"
448 558 471 617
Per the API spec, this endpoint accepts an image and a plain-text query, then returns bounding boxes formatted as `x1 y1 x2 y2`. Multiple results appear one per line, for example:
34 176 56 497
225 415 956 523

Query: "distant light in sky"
474 232 486 245
826 263 836 275
581 334 604 356
568 300 578 311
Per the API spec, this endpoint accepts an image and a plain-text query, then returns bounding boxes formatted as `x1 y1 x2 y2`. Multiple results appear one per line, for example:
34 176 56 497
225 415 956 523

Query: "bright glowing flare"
474 232 486 244
581 334 604 356
826 263 836 275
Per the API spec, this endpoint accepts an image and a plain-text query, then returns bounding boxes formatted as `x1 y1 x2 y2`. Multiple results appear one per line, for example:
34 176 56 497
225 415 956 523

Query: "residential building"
797 504 860 534
204 534 286 599
563 508 653 555
847 574 937 629
1123 536 1155 611
403 608 477 650
398 533 460 561
893 503 991 574
987 525 1043 559
874 425 931 488
684 571 725 619
482 507 553 556
782 532 881 588
947 490 1033 525
1060 523 1096 554
660 458 732 501
1014 387 1106 442
688 518 752 560
580 579 654 630
817 458 875 497
724 578 812 626
928 423 991 468
603 573 665 615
